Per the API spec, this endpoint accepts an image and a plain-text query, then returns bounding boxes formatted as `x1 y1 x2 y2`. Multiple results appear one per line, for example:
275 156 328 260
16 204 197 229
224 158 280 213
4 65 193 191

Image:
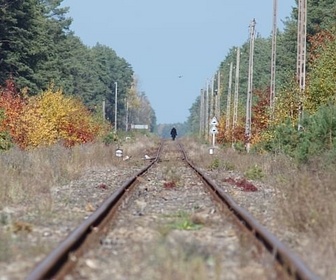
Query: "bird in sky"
178 75 183 78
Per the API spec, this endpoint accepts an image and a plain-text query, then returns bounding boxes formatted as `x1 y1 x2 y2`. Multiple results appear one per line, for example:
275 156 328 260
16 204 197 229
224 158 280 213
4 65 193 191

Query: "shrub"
0 109 13 150
262 105 336 163
0 80 26 147
103 131 118 145
244 164 264 180
22 88 103 148
208 158 220 170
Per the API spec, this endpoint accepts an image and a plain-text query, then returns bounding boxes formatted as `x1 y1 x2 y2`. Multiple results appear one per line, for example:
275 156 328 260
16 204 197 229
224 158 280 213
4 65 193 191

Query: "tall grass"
183 136 336 279
185 137 336 232
0 134 158 210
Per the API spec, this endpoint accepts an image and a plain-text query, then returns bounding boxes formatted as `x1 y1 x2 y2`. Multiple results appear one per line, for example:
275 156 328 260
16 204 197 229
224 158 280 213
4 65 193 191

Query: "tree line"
0 0 156 147
187 0 336 163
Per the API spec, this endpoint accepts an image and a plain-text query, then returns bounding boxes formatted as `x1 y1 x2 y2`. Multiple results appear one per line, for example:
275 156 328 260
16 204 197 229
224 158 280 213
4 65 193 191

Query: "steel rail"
27 140 319 280
26 142 163 280
178 142 319 280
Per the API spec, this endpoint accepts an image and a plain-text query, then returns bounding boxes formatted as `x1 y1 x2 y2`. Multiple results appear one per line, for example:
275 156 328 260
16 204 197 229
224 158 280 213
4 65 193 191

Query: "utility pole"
226 62 233 133
210 76 214 120
205 80 209 141
102 98 106 120
270 0 278 115
215 70 221 119
125 98 129 131
199 89 205 138
232 47 241 143
114 82 118 133
297 0 307 129
245 18 256 153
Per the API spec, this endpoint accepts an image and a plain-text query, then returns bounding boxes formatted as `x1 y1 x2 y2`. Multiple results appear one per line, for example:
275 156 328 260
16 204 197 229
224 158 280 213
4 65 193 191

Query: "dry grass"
183 137 336 279
1 135 334 278
0 134 158 212
0 134 159 265
147 239 216 280
274 165 336 277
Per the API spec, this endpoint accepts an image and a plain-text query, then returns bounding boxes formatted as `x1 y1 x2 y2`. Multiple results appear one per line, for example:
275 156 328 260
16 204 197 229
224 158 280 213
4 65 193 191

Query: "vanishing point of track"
26 140 319 280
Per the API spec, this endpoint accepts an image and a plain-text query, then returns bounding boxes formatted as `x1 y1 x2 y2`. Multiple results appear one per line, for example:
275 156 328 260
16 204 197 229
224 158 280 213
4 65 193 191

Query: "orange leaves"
0 82 103 149
22 88 102 148
220 89 271 146
0 80 26 146
308 30 336 63
60 102 100 147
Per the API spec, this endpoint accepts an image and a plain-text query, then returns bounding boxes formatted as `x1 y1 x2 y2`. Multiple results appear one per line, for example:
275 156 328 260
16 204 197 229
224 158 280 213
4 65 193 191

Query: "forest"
0 0 156 149
1 0 336 163
187 0 336 163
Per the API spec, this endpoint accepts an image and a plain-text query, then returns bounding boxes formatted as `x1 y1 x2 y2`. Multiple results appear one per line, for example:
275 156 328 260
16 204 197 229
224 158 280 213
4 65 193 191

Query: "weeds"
160 211 203 235
208 158 235 171
173 218 202 231
183 137 336 278
148 239 215 280
0 134 158 264
0 135 158 209
244 164 264 180
223 161 235 171
162 163 181 186
208 158 220 170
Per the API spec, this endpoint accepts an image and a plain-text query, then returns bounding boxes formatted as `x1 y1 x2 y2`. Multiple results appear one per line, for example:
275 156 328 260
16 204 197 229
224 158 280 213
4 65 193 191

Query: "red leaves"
223 177 258 192
163 181 176 189
0 79 26 147
97 183 108 190
0 81 104 149
216 88 271 145
252 88 271 132
223 177 236 185
308 30 336 63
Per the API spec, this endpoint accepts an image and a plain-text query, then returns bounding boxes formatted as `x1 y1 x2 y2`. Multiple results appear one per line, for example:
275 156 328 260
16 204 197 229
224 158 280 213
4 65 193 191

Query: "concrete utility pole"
114 82 118 133
232 47 241 141
215 70 221 119
102 98 106 120
125 98 129 131
245 18 256 153
226 62 233 133
270 0 278 115
210 76 215 120
205 80 209 141
297 0 307 129
199 89 205 138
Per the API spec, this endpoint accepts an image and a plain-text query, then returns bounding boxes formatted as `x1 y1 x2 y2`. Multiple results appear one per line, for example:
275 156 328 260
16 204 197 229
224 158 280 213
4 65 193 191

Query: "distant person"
170 127 177 141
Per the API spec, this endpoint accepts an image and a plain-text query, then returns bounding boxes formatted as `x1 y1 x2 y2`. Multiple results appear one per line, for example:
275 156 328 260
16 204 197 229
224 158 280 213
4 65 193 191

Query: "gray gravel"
0 140 319 279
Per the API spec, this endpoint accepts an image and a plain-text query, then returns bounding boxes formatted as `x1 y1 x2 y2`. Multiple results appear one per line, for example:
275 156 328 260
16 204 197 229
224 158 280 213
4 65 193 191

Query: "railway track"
26 140 318 280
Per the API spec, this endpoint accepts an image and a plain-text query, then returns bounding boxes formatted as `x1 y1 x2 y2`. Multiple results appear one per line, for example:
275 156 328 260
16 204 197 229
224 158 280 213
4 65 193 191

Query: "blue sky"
62 0 295 124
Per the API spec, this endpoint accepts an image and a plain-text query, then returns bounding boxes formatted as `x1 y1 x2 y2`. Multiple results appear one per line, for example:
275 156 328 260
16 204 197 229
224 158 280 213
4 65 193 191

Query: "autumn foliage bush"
217 88 271 147
0 81 105 149
0 80 26 149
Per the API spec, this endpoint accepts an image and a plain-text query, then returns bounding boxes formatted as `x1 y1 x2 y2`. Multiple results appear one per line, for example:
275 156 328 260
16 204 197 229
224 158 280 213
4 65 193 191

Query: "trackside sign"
131 124 149 129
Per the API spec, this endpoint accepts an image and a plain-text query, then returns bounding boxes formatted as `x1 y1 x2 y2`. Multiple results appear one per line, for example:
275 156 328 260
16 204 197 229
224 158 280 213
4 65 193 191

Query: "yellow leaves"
15 86 103 149
307 32 336 112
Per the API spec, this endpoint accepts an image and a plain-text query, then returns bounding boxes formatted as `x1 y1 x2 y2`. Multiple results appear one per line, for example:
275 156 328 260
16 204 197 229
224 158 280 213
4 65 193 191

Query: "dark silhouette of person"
170 127 177 140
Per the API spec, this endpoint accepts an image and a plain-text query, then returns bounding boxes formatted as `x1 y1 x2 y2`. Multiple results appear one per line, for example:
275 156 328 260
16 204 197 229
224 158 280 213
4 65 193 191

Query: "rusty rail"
178 142 319 280
26 142 163 280
27 140 319 280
